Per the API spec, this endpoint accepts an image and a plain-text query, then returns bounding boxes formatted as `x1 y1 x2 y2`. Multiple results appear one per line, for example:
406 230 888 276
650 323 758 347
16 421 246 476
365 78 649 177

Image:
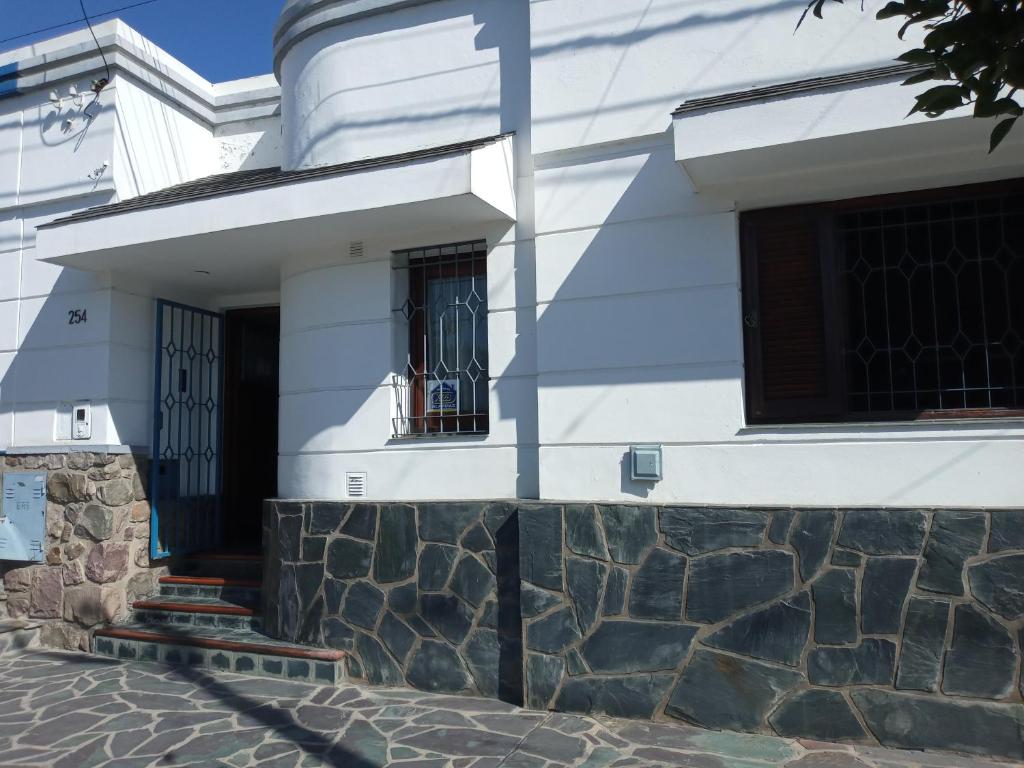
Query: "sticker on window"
427 379 459 414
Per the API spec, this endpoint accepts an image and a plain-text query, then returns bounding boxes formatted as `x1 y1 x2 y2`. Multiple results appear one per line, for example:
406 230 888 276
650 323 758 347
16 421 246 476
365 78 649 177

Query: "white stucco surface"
6 2 1024 506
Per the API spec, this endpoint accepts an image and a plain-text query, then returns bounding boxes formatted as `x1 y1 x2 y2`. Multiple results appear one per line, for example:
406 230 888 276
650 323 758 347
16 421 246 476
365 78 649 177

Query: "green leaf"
903 70 938 86
975 97 1024 118
910 84 966 115
990 117 1017 153
898 48 937 65
876 1 907 19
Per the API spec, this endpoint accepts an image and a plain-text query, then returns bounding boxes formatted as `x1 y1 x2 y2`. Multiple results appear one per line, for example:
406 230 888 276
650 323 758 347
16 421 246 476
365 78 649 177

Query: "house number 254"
67 309 88 325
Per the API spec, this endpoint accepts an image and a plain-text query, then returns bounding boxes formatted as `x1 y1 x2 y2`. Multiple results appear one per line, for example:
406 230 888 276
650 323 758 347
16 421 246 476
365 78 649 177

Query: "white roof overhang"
672 66 1024 208
36 135 515 295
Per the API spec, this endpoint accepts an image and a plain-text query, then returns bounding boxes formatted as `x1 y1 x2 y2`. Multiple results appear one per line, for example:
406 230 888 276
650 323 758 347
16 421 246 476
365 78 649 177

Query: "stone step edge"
93 628 346 662
159 576 262 588
132 599 257 617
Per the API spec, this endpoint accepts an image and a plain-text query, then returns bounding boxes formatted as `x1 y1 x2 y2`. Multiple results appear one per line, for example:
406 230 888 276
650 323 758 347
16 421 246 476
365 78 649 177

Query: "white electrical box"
72 402 91 440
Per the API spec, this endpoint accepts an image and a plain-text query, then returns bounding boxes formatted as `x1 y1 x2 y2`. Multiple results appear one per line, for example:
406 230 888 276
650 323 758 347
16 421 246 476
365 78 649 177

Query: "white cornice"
272 0 444 79
0 20 280 127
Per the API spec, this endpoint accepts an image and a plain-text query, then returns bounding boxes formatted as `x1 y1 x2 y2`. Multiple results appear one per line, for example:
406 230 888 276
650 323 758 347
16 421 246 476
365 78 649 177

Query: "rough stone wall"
263 500 522 699
264 500 1024 761
0 452 159 651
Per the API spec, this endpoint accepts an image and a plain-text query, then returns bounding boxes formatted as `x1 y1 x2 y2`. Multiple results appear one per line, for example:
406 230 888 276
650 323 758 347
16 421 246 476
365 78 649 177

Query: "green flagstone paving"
0 651 1015 768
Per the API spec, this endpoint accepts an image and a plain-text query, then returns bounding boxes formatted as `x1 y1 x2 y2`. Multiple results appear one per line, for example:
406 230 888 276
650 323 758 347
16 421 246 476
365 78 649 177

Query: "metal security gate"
150 300 224 559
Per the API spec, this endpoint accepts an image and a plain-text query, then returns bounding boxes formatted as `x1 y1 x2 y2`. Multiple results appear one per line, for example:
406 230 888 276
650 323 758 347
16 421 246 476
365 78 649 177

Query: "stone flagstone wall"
263 500 522 700
0 452 158 650
263 500 1024 761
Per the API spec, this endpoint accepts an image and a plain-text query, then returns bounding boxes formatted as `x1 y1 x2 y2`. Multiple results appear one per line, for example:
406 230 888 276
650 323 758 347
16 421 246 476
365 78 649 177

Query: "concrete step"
158 575 262 603
92 624 347 685
132 596 262 631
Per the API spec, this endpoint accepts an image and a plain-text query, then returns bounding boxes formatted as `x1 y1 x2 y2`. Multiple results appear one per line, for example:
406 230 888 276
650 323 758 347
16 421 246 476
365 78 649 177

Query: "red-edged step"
93 627 346 661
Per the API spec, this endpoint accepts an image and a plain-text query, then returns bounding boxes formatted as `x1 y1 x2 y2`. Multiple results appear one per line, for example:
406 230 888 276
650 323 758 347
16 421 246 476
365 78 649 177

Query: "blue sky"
1 0 283 82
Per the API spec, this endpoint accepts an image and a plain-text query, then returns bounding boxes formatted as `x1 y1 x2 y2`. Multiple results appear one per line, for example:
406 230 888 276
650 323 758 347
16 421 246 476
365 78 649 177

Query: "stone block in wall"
75 504 115 541
861 558 916 634
941 604 1017 699
85 542 130 584
807 639 896 686
406 640 472 693
356 632 403 686
63 584 122 627
565 505 607 559
566 558 605 633
659 507 768 555
789 509 837 582
450 555 495 609
28 567 63 619
599 506 657 565
326 537 372 579
989 509 1024 552
666 650 803 731
580 621 696 674
418 544 458 591
769 689 868 742
968 553 1024 620
518 506 563 590
703 592 810 667
852 689 1024 762
628 548 684 621
46 471 94 505
812 569 858 644
526 608 580 654
917 510 985 595
685 550 794 623
521 582 560 618
556 675 673 720
837 509 927 555
373 504 417 583
767 509 796 544
895 597 948 692
526 653 563 710
39 621 89 652
3 567 33 593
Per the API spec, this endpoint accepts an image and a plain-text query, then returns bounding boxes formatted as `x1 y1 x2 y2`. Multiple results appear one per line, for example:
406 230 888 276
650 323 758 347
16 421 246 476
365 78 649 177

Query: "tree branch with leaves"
801 0 1024 151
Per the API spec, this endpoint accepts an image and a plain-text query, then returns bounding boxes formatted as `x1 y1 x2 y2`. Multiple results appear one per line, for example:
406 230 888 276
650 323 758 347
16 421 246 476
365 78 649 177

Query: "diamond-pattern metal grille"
151 300 223 559
392 241 489 436
840 192 1024 414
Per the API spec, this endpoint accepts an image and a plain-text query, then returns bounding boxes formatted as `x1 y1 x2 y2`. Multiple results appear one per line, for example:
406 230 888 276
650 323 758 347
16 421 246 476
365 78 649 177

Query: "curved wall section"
276 0 510 170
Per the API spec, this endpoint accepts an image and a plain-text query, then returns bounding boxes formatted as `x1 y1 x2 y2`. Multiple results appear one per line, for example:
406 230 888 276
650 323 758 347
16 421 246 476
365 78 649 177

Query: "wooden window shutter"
741 206 842 422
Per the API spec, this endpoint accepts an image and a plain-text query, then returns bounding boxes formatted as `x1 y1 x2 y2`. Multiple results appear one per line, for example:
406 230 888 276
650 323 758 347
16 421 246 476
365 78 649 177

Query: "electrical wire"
0 0 163 47
80 0 111 86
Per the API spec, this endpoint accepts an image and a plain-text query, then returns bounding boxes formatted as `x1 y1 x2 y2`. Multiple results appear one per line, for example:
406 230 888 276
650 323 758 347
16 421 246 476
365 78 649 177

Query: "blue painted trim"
0 62 21 100
149 300 166 561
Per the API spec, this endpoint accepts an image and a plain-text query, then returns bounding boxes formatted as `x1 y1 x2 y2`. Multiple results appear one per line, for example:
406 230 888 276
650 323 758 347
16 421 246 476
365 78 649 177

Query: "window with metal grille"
742 180 1024 423
392 241 489 436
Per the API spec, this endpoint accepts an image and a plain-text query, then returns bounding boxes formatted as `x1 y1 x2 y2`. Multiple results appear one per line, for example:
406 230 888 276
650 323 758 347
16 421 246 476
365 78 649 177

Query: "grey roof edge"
672 63 929 116
39 132 515 229
272 0 445 80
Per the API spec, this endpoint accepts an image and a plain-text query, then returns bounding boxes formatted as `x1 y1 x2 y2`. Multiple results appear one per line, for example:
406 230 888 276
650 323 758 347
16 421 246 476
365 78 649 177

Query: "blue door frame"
149 300 225 560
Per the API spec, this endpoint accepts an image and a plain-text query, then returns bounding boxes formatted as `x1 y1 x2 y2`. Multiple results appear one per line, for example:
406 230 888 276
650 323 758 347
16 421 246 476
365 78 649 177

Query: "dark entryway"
222 306 280 549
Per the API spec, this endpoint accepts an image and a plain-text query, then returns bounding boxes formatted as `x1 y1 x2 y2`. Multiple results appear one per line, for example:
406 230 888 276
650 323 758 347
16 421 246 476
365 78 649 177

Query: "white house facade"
1 1 1023 758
